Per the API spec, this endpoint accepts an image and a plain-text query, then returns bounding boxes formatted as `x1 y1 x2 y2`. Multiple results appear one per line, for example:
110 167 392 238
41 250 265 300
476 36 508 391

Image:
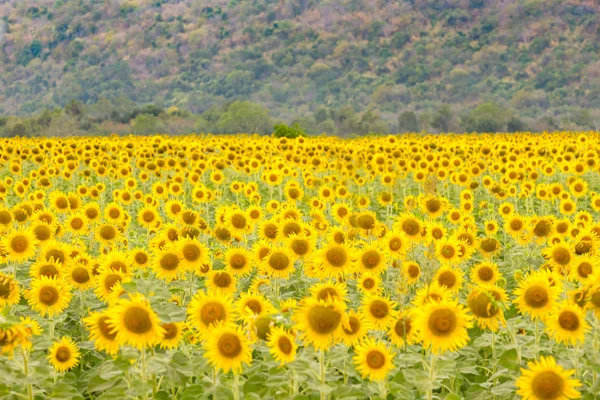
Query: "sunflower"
293 297 347 350
267 326 297 365
104 202 126 224
224 208 251 236
29 257 62 280
65 213 88 236
467 285 507 331
95 223 121 247
414 299 473 354
129 248 150 270
569 255 597 282
434 266 463 293
505 214 527 238
394 213 423 241
514 271 561 320
206 270 237 295
353 338 395 382
101 251 133 275
543 241 573 273
260 246 295 278
176 238 208 272
420 195 448 219
224 247 253 277
204 323 252 373
0 272 20 306
360 293 398 330
471 262 501 286
83 310 120 355
357 273 382 295
160 322 184 349
286 233 315 259
402 261 421 285
48 337 80 372
26 276 72 317
313 242 354 279
383 230 409 259
258 220 280 242
94 268 129 301
340 309 370 346
354 243 387 275
107 294 165 349
187 291 235 334
388 309 419 347
137 206 161 229
545 302 589 346
152 247 183 282
1 228 38 262
516 356 581 400
435 237 461 265
235 292 274 323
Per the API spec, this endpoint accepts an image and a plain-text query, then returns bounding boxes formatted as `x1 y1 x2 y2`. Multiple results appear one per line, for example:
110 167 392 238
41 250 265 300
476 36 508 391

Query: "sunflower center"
325 247 347 268
402 219 420 236
98 316 117 340
357 215 375 230
55 346 71 363
46 250 65 264
524 285 549 308
438 271 456 288
291 240 308 256
552 248 571 265
533 221 552 237
160 253 179 271
558 311 580 331
428 308 457 336
366 350 385 369
104 273 122 292
99 225 116 240
477 266 494 281
269 252 290 270
307 305 342 334
394 317 412 337
110 261 127 273
71 218 83 229
142 211 155 223
408 265 420 278
135 252 148 265
245 299 262 314
363 278 375 289
230 254 247 269
389 238 402 251
0 280 12 298
441 246 455 259
283 222 301 237
71 267 90 283
213 272 232 287
362 250 381 269
578 262 592 277
123 306 153 334
317 288 339 301
200 302 226 326
39 286 59 305
10 235 28 253
162 323 178 340
426 199 441 213
218 333 242 358
231 214 247 229
264 224 278 239
467 292 499 318
481 238 499 253
34 225 51 241
531 371 564 400
369 300 389 319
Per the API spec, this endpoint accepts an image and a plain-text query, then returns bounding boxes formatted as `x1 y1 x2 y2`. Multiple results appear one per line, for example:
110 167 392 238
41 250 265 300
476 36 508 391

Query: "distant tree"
216 101 271 133
507 116 527 132
431 105 453 132
65 100 85 117
398 111 419 132
131 114 166 134
461 102 506 132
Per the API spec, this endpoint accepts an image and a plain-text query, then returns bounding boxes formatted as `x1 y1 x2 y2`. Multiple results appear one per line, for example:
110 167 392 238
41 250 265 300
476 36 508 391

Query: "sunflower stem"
140 349 148 400
21 348 33 400
534 318 540 356
378 378 387 398
427 353 436 400
233 373 239 400
319 350 326 400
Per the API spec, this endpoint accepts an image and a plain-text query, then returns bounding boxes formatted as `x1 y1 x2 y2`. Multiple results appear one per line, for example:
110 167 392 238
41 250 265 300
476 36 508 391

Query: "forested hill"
1 0 600 135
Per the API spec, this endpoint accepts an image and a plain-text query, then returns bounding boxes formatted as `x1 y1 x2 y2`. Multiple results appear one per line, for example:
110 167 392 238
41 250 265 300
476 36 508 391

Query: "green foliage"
398 111 419 133
273 123 305 138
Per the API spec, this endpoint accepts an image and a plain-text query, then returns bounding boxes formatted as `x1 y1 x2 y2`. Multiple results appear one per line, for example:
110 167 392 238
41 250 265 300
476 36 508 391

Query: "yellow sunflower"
1 228 38 262
293 297 347 351
204 323 252 373
467 285 507 332
414 299 473 354
0 272 21 306
388 309 419 348
107 294 165 350
313 242 354 279
83 310 120 355
516 356 580 400
514 271 561 320
187 291 235 334
48 337 80 372
160 322 184 349
353 338 395 382
545 302 589 346
360 293 398 330
26 276 72 317
267 326 297 365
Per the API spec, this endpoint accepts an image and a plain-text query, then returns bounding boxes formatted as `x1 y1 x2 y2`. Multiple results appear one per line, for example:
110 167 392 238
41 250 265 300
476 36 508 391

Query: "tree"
431 105 453 132
461 102 506 132
131 114 166 134
216 101 271 134
398 111 419 132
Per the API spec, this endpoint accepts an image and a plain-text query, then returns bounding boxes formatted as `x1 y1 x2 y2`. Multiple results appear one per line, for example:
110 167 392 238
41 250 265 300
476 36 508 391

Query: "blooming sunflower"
545 302 589 346
293 297 347 351
467 285 507 332
206 270 237 295
260 246 295 279
83 310 120 355
516 356 581 400
514 271 561 320
267 326 297 365
26 276 72 317
187 291 235 334
1 228 38 262
48 337 80 372
353 338 395 382
434 266 463 293
204 323 252 374
235 292 274 323
471 262 501 286
354 243 387 275
0 272 20 306
224 247 253 277
340 309 371 346
107 294 165 350
360 293 398 330
388 309 419 348
414 299 473 354
313 242 354 279
160 322 184 349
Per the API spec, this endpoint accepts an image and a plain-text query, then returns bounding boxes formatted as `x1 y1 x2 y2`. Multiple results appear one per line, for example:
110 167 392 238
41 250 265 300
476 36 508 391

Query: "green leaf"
499 349 519 371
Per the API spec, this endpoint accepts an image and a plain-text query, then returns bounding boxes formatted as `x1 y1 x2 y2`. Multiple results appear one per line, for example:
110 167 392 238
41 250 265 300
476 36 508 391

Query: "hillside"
1 0 600 134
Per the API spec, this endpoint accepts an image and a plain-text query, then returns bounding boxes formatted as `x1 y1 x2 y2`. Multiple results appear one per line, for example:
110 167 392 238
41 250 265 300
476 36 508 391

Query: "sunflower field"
1 132 599 400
